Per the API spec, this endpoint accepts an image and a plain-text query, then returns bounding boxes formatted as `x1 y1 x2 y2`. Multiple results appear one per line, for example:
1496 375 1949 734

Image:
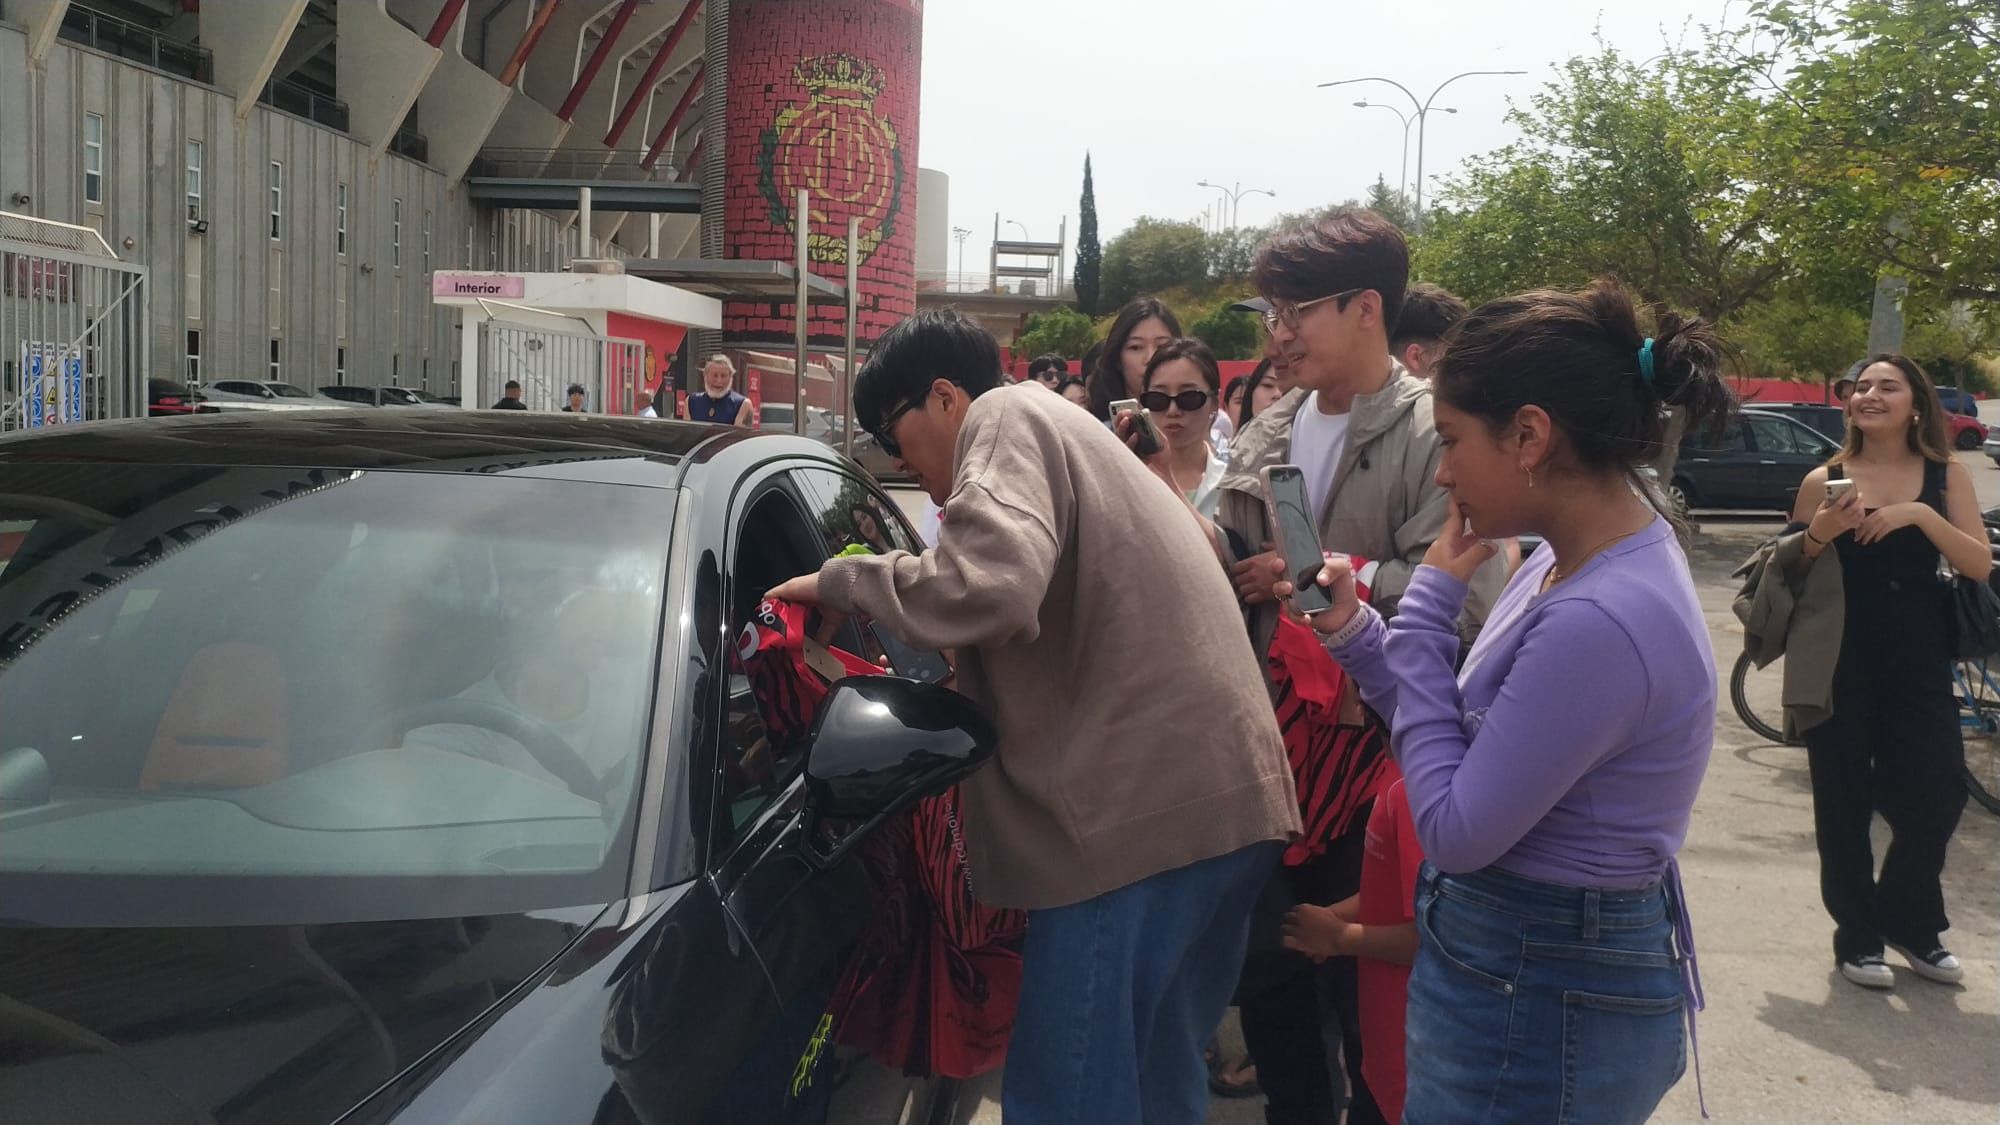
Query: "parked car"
146 378 201 417
1937 385 1980 417
1742 401 1845 444
1672 407 1842 512
315 385 447 408
0 412 992 1125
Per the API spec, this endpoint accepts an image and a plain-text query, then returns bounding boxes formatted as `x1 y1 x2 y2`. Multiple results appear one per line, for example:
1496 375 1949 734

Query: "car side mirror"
799 676 996 868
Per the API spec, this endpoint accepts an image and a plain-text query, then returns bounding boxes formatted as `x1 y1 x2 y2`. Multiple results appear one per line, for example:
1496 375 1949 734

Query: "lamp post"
1353 99 1455 201
1006 219 1031 241
951 225 971 290
1196 180 1278 233
1319 69 1526 231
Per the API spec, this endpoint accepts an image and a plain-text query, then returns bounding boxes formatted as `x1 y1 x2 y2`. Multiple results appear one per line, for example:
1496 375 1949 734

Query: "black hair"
1235 359 1274 431
504 380 522 391
1028 353 1068 381
1142 338 1221 393
1053 376 1088 398
1433 277 1735 499
853 307 1005 434
1087 297 1182 420
1252 208 1410 335
1391 282 1470 350
1222 374 1249 410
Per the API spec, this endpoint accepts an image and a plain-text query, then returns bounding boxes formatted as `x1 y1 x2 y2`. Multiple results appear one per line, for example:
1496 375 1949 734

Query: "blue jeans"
1002 841 1282 1125
1405 863 1687 1125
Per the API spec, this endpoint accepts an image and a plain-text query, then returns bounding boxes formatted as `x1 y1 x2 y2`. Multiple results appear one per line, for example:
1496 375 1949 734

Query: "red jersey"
1356 775 1423 1125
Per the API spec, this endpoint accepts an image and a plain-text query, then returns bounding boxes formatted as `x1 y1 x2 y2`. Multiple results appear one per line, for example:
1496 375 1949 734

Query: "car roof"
0 409 840 487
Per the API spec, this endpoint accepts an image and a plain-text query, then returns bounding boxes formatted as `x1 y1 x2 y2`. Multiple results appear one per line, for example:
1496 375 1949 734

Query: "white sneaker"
1887 943 1965 985
1839 956 1895 990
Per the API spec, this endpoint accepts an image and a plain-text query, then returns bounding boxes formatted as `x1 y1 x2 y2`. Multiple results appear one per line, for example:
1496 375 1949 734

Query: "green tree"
1187 304 1262 361
1414 43 1793 321
1014 307 1098 362
1728 291 1871 382
1363 175 1417 232
1074 154 1103 316
1099 218 1211 310
1730 0 2000 306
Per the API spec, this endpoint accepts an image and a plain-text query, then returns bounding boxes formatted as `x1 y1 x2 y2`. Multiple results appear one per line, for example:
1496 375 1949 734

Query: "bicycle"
1729 648 2000 816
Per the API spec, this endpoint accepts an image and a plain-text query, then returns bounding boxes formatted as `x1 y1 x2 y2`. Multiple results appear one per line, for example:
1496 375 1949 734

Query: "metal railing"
260 77 350 132
470 148 680 181
390 126 430 165
58 7 213 83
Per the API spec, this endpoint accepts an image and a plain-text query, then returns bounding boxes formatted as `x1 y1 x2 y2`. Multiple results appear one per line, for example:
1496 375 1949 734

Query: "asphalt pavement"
946 446 2000 1124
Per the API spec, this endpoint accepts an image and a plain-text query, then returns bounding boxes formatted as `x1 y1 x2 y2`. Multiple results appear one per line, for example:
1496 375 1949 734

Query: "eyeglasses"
1139 389 1212 413
1262 288 1368 331
870 395 926 459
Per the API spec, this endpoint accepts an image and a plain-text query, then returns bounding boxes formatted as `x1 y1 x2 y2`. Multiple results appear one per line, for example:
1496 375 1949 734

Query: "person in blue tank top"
680 355 754 426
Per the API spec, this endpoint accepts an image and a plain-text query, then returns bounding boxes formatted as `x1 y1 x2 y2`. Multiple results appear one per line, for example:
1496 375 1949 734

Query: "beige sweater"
819 385 1300 910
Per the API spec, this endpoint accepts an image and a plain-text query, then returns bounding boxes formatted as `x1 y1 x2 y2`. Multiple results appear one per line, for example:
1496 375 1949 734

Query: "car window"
715 478 841 844
1747 417 1806 454
0 467 671 926
1686 418 1747 453
790 467 949 678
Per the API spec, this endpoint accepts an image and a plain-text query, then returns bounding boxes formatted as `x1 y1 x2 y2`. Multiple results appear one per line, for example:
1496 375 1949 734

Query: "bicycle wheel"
1956 658 2000 816
1730 649 1797 745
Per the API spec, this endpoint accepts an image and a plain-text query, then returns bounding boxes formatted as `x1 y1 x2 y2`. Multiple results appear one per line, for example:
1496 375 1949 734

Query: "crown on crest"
794 53 885 98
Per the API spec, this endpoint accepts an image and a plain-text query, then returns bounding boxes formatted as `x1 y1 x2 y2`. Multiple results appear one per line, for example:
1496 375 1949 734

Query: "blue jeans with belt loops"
1404 862 1689 1125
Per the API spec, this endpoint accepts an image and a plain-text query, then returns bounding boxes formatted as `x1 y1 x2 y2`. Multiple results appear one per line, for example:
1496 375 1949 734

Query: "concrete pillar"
418 51 514 181
7 0 71 64
200 0 311 117
337 0 445 159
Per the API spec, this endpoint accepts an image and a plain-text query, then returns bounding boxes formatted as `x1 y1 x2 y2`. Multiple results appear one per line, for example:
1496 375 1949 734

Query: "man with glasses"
1210 210 1505 1125
766 307 1299 1124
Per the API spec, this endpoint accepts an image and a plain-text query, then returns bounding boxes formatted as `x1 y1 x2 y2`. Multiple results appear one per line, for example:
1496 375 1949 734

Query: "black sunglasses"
871 396 926 458
1139 389 1212 413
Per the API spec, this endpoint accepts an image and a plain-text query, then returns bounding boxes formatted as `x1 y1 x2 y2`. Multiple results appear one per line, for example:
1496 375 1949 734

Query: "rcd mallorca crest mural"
725 0 922 346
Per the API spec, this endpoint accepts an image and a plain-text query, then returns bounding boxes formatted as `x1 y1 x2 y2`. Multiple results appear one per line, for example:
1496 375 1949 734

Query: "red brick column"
723 0 922 348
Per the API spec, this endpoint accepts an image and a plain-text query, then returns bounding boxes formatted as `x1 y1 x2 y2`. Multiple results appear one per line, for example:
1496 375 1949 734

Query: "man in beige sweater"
768 308 1298 1123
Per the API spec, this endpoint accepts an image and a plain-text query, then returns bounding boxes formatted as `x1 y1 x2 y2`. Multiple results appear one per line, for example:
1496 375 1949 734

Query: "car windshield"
0 466 671 926
266 383 312 398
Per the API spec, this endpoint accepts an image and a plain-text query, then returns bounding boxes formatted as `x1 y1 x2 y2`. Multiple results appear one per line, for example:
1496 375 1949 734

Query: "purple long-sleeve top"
1329 517 1715 889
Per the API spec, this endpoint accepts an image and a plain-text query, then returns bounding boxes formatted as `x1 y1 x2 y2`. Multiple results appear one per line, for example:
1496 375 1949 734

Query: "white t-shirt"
1289 392 1350 522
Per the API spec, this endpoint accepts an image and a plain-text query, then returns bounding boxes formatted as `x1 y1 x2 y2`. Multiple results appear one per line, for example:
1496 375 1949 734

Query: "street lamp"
1196 180 1278 233
1319 69 1526 231
1006 220 1031 241
951 225 971 289
1353 99 1455 201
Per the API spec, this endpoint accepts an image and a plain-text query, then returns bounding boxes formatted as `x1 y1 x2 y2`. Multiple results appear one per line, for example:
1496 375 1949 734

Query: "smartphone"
1825 478 1855 503
1261 464 1334 615
871 627 954 684
1110 398 1165 457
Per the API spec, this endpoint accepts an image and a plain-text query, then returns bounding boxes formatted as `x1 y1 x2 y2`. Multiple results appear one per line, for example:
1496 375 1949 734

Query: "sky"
918 0 1749 285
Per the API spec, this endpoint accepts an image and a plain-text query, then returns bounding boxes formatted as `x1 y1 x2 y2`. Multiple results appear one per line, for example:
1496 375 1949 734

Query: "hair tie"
1637 338 1657 385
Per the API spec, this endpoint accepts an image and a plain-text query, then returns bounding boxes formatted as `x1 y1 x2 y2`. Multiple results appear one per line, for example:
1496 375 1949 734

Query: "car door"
1679 417 1755 505
1743 415 1825 511
701 463 946 1125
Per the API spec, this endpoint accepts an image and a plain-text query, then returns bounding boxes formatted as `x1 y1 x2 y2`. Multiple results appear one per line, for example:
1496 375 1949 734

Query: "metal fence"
0 212 148 433
478 322 644 415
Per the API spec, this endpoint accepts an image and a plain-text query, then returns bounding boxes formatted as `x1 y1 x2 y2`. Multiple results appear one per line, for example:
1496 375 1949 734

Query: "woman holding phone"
1307 279 1733 1123
1140 339 1230 517
1785 355 1986 990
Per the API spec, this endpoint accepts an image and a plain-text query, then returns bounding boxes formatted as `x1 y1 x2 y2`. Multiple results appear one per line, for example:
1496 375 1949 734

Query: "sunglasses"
1139 389 1212 413
871 395 925 459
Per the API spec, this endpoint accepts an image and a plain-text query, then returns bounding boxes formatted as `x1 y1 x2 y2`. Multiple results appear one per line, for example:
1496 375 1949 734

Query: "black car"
0 412 993 1124
1672 407 1841 512
316 385 441 407
146 377 201 417
1739 401 1845 444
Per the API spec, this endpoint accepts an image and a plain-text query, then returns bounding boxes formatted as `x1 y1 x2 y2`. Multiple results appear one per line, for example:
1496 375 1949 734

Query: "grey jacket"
1733 529 1845 737
1214 362 1506 664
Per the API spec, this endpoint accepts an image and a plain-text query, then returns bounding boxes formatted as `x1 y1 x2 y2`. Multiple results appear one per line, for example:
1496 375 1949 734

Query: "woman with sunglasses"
1141 339 1230 517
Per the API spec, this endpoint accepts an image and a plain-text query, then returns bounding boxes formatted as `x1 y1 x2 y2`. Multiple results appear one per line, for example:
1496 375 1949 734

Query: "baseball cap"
1229 297 1273 315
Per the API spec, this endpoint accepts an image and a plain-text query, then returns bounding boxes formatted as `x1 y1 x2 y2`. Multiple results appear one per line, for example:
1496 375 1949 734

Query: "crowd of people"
757 203 1977 1124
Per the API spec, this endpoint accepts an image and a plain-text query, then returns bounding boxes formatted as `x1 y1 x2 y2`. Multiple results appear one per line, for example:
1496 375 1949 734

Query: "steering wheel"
363 698 606 801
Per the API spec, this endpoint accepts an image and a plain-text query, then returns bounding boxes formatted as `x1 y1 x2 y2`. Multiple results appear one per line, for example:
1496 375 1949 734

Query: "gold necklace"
1544 528 1643 589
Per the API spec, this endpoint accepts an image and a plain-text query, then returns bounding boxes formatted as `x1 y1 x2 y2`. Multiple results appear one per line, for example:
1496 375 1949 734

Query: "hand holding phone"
1260 464 1334 615
1823 478 1855 504
1110 398 1165 458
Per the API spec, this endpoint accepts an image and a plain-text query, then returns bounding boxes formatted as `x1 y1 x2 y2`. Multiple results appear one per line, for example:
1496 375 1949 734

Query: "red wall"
606 312 689 414
723 0 922 348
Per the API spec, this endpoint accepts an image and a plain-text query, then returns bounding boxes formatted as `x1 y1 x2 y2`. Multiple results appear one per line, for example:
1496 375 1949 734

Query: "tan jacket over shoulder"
1733 529 1845 738
819 385 1300 910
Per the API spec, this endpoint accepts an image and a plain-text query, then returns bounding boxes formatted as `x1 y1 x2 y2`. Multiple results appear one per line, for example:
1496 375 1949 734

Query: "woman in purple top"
1308 279 1734 1124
